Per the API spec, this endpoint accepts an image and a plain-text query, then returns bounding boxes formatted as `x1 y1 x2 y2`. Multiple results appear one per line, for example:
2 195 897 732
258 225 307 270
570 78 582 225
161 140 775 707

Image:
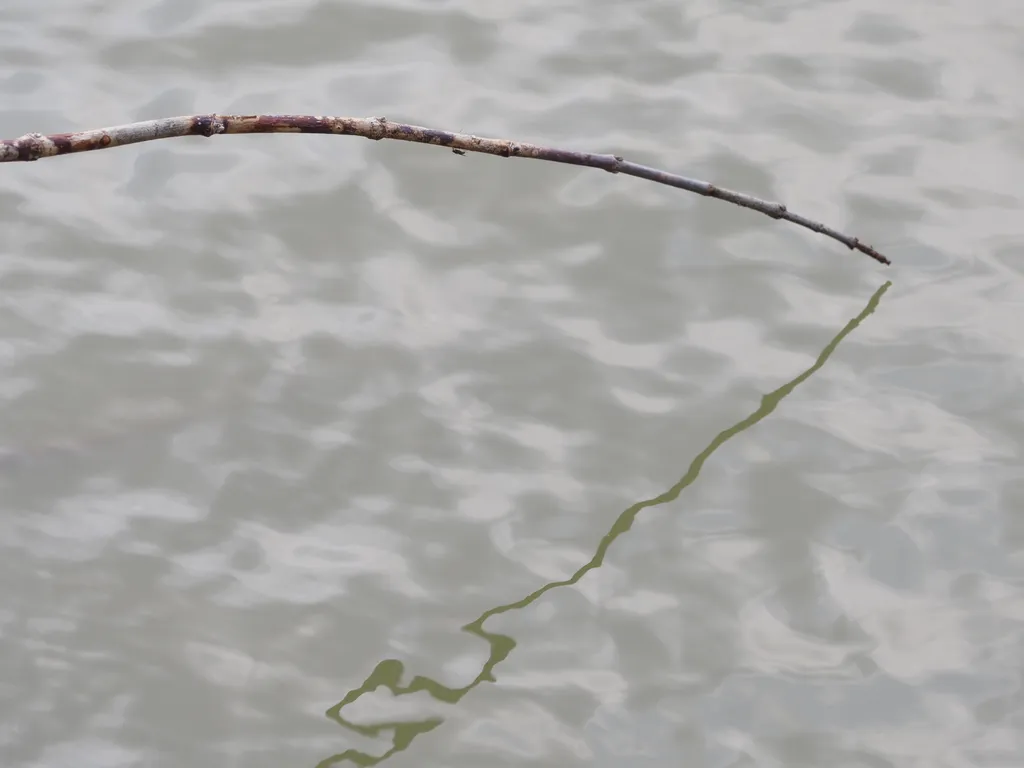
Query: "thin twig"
0 114 890 265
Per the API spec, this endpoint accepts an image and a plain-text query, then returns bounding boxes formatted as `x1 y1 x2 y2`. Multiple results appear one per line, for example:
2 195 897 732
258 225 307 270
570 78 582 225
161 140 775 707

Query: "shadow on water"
316 280 892 767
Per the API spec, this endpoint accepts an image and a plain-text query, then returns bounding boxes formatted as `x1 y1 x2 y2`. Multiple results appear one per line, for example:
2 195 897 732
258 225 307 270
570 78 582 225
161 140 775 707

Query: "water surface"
1 2 1023 767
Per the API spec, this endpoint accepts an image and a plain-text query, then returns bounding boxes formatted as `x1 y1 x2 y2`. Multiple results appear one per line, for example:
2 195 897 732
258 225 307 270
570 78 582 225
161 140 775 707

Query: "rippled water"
1 2 1023 766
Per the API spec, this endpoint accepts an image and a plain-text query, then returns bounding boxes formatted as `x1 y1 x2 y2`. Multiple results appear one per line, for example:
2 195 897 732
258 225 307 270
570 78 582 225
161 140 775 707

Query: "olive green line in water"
316 280 892 768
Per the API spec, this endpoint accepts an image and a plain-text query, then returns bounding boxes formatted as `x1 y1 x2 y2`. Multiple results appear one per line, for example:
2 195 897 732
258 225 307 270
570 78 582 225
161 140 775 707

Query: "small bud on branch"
0 114 889 265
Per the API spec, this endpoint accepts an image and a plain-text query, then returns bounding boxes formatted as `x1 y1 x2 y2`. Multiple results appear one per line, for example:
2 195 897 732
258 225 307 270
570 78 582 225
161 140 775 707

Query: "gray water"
1 2 1022 767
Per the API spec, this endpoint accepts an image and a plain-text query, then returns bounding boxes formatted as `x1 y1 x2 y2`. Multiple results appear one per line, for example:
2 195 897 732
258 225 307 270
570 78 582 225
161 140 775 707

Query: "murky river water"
1 2 1023 766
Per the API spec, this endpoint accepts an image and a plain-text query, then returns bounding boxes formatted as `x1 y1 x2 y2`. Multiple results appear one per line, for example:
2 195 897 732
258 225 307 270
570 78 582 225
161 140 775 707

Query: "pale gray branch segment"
0 114 890 265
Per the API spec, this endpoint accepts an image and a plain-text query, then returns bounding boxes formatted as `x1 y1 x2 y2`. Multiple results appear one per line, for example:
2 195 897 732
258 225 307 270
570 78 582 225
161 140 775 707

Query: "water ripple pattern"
0 2 1022 767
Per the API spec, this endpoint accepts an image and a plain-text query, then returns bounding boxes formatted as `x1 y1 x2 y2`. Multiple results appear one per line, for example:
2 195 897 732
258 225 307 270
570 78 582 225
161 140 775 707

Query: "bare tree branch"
0 114 890 265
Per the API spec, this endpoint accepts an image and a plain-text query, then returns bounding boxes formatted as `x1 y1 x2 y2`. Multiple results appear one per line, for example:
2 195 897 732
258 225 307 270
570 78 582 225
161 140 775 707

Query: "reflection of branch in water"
316 281 892 768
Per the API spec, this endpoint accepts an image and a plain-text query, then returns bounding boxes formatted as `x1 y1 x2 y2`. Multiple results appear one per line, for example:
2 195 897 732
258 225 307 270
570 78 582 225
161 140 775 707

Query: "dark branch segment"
0 114 890 265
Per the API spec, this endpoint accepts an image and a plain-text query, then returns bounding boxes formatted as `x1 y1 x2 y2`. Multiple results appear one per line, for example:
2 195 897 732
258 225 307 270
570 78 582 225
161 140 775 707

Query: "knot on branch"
192 115 224 138
15 132 48 161
604 155 623 174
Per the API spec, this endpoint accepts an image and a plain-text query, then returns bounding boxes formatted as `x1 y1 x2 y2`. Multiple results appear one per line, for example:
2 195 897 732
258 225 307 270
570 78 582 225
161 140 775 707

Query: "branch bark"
0 114 890 265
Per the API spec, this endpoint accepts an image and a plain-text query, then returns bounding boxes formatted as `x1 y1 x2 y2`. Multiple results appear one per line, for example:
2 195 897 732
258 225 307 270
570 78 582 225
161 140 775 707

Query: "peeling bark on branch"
0 114 890 265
